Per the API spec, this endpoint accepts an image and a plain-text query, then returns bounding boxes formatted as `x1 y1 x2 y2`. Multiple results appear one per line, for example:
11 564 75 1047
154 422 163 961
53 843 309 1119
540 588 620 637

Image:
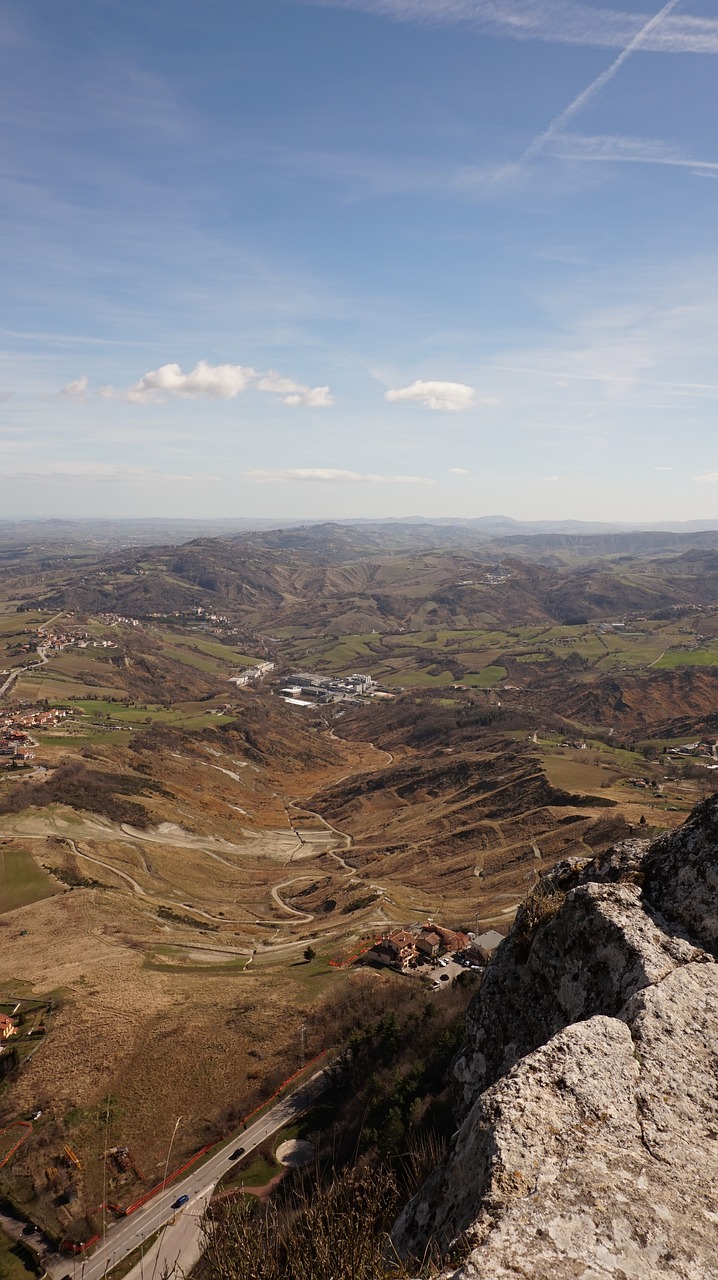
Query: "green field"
273 617 718 687
48 700 234 733
654 649 718 669
0 846 59 914
464 665 507 688
542 756 623 793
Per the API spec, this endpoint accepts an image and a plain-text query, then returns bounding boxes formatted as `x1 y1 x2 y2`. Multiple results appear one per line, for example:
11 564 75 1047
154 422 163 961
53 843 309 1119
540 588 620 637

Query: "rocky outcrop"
643 797 718 955
392 797 718 1279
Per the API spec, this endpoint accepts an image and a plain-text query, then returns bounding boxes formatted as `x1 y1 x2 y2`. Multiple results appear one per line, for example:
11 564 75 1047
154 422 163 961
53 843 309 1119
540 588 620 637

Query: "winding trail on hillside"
270 876 317 922
63 839 259 926
2 721 396 947
285 733 393 864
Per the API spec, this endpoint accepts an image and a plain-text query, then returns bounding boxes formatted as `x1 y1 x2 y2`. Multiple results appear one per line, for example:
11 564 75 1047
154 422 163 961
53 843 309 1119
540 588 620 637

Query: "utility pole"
150 1116 182 1280
300 1023 306 1068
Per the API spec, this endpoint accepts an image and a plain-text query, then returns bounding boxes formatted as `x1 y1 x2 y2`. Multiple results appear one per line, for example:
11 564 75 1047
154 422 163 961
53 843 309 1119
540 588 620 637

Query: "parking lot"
430 953 482 989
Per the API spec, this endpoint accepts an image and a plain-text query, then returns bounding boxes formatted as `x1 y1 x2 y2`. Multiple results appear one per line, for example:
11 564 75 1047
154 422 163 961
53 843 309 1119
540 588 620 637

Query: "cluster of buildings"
98 612 140 627
668 740 718 761
0 1013 17 1040
36 624 114 652
0 705 69 767
595 621 628 634
189 606 231 624
365 922 504 973
281 672 392 707
230 661 275 686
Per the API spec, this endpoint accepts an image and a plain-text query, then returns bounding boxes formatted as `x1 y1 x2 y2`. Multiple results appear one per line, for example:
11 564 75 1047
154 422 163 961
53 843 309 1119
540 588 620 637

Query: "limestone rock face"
453 877 699 1114
643 794 718 955
392 801 718 1279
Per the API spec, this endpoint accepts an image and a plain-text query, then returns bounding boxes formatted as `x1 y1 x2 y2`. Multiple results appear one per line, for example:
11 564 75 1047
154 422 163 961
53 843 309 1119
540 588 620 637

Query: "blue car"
173 1194 189 1209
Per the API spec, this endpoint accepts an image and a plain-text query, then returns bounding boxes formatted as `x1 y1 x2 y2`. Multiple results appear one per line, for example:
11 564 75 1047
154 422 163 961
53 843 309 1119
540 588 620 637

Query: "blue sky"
2 0 718 521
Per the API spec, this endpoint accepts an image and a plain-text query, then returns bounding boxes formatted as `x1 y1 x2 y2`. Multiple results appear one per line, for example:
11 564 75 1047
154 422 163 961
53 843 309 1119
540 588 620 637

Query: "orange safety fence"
60 1046 331 1252
0 1120 32 1170
238 1049 328 1127
329 937 382 969
122 1143 216 1215
60 1233 100 1256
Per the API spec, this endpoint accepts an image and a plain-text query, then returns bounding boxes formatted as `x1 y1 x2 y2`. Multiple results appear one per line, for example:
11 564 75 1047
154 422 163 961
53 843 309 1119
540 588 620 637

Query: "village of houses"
363 920 504 987
0 706 69 769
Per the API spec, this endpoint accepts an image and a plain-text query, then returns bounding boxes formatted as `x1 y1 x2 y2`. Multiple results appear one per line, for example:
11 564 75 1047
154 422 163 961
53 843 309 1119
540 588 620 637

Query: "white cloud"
256 370 335 407
385 379 476 411
245 468 433 484
99 361 334 406
305 0 718 55
448 466 469 474
654 465 674 471
100 360 256 403
694 472 718 484
60 374 89 400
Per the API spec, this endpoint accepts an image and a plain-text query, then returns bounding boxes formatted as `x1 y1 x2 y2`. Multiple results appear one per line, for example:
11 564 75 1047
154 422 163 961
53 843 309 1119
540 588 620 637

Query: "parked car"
173 1194 189 1209
230 1147 245 1160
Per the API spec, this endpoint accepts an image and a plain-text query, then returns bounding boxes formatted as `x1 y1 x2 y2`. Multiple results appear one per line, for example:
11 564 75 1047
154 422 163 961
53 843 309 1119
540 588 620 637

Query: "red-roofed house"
416 929 442 959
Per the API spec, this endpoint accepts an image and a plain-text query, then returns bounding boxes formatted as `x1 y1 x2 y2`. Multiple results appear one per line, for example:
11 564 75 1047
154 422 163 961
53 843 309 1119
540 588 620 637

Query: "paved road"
120 1188 212 1280
0 645 49 701
44 1066 329 1280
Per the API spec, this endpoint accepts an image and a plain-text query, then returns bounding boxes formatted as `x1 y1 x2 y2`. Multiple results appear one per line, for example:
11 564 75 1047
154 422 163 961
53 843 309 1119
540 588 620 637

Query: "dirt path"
270 876 317 922
65 839 257 929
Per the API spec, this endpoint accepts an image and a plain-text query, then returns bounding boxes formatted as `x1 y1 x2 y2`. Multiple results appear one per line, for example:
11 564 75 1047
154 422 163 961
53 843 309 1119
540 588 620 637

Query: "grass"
143 949 250 975
463 665 507 688
219 1151 280 1193
44 701 234 736
0 1227 41 1280
0 846 59 914
654 649 718 668
272 619 718 686
542 756 623 793
217 1099 338 1196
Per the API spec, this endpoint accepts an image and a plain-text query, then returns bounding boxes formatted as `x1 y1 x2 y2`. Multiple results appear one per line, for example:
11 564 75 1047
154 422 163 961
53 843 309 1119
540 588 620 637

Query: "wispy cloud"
245 468 433 483
694 471 718 484
304 0 718 54
94 361 334 407
448 466 469 474
59 374 88 400
523 0 682 159
255 370 334 407
547 132 718 174
0 463 195 484
385 379 476 410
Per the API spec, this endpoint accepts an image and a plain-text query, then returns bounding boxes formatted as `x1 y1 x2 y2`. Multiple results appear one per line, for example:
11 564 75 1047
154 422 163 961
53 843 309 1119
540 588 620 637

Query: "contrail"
523 0 682 159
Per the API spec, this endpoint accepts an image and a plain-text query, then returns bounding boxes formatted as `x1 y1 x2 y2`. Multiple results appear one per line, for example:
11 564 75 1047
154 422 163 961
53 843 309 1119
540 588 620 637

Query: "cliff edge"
392 795 718 1279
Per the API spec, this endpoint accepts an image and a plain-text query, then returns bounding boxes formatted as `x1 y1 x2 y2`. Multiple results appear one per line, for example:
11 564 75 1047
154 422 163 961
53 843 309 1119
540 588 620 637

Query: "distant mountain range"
3 514 718 550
